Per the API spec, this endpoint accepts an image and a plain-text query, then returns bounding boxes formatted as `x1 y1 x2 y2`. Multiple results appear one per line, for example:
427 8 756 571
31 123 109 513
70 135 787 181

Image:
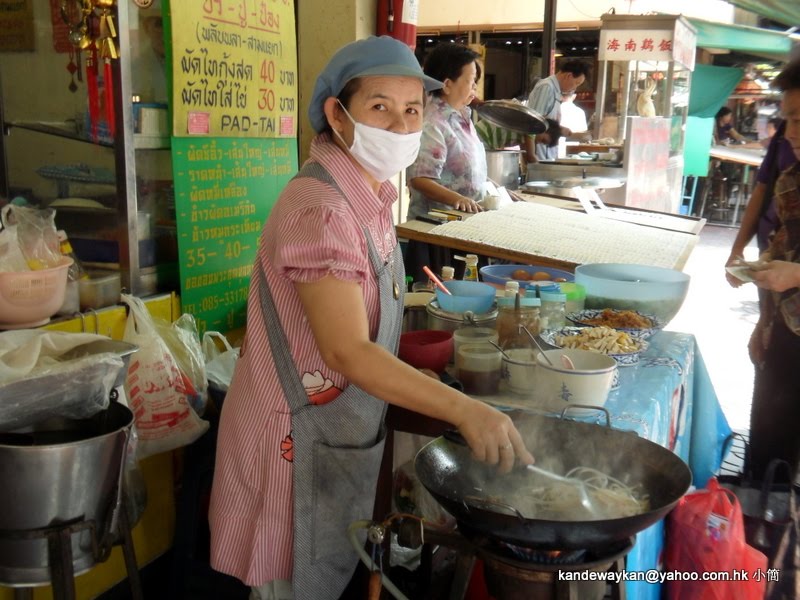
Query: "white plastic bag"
0 208 29 273
202 331 239 392
121 294 208 459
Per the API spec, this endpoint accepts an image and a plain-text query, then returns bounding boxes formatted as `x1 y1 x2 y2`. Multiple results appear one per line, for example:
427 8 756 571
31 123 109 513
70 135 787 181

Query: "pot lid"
476 100 547 135
524 177 625 190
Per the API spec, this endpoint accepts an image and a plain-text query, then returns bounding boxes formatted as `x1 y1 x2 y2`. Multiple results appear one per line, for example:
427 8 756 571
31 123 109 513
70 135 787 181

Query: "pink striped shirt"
208 133 398 586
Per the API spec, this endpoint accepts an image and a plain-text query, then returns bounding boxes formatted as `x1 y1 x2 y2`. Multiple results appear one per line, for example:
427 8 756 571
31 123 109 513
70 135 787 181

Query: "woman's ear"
322 97 345 133
440 78 452 97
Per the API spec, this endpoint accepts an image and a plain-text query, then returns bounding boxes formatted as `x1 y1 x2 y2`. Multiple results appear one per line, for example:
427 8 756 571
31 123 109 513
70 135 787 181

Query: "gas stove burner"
498 541 586 565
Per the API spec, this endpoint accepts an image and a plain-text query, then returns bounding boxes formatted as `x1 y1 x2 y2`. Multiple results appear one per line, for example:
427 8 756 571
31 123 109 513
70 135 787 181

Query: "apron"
256 163 405 599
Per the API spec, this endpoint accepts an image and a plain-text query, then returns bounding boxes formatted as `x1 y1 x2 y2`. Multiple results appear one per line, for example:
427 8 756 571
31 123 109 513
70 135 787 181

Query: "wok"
414 411 691 549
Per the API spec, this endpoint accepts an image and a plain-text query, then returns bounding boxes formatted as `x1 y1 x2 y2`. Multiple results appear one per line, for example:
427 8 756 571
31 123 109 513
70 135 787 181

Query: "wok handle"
443 429 468 446
462 495 526 522
559 405 611 427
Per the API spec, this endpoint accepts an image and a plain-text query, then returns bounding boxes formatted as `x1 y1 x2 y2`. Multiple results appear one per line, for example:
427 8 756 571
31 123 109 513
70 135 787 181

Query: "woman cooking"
208 36 533 600
404 43 488 282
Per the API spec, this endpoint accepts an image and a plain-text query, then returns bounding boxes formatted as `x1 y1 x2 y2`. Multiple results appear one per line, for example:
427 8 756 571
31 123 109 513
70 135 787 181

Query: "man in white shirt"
527 60 591 160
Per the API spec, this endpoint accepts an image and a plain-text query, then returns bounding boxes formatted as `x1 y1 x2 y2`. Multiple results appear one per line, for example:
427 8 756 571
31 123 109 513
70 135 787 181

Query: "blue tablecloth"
602 331 730 599
488 331 731 599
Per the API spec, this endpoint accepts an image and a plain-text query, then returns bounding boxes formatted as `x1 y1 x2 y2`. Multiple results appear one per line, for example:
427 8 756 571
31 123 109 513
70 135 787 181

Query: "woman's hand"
751 260 800 293
452 196 483 213
725 252 746 288
453 398 535 473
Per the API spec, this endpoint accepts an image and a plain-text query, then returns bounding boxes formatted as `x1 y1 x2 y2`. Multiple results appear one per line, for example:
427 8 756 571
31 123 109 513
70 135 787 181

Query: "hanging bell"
94 0 115 8
69 24 92 50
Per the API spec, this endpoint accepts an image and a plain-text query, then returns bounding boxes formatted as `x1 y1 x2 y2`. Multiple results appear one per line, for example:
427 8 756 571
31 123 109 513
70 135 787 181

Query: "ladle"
526 464 595 514
519 325 554 366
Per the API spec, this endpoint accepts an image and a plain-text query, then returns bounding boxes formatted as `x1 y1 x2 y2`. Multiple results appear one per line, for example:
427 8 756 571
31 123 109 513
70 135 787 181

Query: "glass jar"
495 296 541 349
540 291 567 331
560 282 586 314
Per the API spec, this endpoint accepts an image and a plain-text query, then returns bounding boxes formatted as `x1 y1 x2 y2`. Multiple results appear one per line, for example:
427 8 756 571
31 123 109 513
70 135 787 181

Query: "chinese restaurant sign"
172 137 297 333
170 0 298 137
599 18 696 70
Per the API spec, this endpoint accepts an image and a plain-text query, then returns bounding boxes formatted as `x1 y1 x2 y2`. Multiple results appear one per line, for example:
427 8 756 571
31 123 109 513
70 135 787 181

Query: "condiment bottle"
540 291 567 331
495 294 541 349
441 266 455 282
456 254 479 281
504 281 520 297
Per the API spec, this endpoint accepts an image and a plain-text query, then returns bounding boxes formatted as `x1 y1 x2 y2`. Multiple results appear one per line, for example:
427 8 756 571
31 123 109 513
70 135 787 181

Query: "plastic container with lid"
559 282 587 314
456 343 502 395
540 291 567 331
495 295 541 349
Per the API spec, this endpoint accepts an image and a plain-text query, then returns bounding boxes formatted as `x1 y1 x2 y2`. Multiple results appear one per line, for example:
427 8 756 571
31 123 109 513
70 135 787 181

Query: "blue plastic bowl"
574 263 690 325
435 280 496 314
479 264 574 289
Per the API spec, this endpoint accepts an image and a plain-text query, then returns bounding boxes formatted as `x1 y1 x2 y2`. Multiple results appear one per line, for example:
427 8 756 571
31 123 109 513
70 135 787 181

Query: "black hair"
557 60 591 80
316 79 362 135
767 117 782 129
423 43 481 97
773 60 800 92
715 106 733 122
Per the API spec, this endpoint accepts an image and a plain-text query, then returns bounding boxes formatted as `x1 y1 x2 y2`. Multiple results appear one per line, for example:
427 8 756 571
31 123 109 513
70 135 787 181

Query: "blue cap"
308 36 443 133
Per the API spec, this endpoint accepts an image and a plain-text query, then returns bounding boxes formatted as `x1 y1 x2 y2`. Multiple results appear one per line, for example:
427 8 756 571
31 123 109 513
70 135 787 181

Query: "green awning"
723 0 800 29
687 17 795 60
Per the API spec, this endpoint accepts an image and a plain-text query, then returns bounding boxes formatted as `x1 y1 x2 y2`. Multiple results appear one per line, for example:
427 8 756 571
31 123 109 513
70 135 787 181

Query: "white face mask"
335 101 422 182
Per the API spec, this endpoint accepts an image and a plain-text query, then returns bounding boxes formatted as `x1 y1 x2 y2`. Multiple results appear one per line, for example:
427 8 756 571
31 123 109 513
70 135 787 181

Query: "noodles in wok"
516 466 650 521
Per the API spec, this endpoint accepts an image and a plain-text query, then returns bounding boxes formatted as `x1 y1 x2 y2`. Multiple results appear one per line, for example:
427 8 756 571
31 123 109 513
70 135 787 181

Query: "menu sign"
173 137 298 333
170 0 297 137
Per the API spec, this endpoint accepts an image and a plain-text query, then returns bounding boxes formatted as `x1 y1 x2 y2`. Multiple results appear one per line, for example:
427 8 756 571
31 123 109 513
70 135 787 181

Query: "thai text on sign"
173 137 298 333
171 0 298 137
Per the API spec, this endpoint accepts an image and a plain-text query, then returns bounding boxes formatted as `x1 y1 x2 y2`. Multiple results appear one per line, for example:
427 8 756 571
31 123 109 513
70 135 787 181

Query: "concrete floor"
667 222 760 432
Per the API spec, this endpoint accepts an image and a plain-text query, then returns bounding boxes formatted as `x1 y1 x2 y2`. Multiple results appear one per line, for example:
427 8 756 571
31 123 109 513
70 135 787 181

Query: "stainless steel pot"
0 402 133 585
427 300 497 333
486 150 522 190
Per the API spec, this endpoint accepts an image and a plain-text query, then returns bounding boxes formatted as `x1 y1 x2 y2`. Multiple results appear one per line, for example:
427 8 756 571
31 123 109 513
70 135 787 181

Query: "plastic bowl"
0 258 72 329
398 330 454 373
435 280 496 314
574 263 690 325
535 348 617 413
479 264 574 289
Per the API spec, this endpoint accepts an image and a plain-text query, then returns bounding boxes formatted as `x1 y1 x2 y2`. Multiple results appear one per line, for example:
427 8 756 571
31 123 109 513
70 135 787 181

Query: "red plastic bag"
665 478 767 600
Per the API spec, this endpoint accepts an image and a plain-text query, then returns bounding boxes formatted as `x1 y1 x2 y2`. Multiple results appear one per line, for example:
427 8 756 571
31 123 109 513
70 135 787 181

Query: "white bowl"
501 348 538 395
534 349 617 413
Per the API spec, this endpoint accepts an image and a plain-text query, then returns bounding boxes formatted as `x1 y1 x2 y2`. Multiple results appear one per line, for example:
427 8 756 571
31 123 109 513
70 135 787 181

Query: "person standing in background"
527 60 591 160
725 116 796 287
740 59 800 483
405 43 487 282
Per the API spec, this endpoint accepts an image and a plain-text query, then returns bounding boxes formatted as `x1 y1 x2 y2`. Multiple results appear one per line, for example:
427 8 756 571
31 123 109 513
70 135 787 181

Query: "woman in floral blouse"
405 43 487 281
